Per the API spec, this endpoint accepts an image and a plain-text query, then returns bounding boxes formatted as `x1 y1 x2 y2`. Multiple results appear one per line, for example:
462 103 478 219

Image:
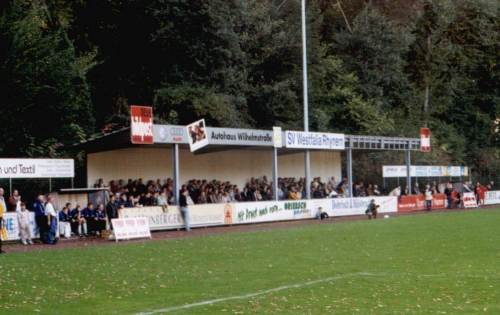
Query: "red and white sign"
398 194 447 212
130 105 154 144
462 192 478 208
111 217 151 241
420 128 431 152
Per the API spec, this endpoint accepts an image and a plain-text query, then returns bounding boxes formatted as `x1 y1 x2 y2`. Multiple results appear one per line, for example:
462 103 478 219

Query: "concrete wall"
87 147 342 188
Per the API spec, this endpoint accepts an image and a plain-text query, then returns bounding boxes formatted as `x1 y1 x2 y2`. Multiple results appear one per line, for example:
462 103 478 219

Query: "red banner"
398 194 447 212
130 105 153 144
420 128 431 152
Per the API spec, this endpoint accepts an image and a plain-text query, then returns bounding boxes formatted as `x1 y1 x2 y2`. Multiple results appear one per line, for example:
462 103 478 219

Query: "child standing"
17 202 33 245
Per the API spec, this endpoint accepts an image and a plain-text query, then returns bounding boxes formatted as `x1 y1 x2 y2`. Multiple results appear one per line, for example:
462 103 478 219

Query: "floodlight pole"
301 0 311 199
173 143 180 205
405 146 412 195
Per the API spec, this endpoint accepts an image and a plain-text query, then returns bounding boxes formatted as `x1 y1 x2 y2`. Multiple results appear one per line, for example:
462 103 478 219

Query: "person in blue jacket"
70 205 86 236
82 203 96 235
95 204 107 235
33 195 47 243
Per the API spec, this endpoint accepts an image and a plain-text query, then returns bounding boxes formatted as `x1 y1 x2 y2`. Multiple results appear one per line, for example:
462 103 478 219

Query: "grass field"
1 209 499 315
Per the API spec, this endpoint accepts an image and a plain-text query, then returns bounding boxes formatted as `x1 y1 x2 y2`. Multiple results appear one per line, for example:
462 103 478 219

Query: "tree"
0 0 94 156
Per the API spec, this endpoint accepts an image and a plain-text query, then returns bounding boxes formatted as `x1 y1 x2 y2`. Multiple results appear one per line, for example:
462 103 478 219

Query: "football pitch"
1 209 499 315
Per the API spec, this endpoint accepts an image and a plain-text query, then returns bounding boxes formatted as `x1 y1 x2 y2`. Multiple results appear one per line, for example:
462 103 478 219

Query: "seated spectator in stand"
58 204 72 238
82 203 96 235
126 196 135 208
312 186 324 199
157 190 168 207
95 204 107 235
389 186 401 197
289 187 300 200
373 185 381 196
17 202 32 245
70 205 86 236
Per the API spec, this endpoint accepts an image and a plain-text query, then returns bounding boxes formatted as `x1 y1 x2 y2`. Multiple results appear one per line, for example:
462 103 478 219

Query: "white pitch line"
135 272 385 315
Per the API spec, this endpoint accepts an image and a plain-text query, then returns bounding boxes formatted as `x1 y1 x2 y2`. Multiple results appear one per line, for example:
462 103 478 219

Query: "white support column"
272 148 279 201
405 147 412 195
301 0 311 199
173 143 180 205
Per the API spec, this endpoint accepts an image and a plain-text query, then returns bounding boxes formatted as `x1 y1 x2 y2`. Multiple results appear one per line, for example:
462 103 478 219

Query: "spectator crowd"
0 178 496 253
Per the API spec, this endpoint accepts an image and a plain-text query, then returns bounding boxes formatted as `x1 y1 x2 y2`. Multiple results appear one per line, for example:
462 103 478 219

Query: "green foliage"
0 0 497 179
0 0 94 156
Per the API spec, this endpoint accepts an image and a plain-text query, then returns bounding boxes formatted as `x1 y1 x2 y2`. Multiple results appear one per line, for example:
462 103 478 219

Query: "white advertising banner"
120 206 184 231
112 217 151 241
2 212 37 241
462 192 478 208
120 204 226 230
0 159 74 179
208 127 274 147
382 165 468 178
285 131 345 150
228 200 314 224
311 197 398 217
485 190 500 205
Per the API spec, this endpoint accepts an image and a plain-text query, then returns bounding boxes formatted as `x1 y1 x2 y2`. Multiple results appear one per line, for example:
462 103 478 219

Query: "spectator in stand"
45 195 58 245
0 188 7 253
95 204 107 235
34 195 46 241
373 185 381 196
424 185 433 211
70 205 86 236
17 202 32 245
58 204 72 238
7 189 21 212
389 186 401 197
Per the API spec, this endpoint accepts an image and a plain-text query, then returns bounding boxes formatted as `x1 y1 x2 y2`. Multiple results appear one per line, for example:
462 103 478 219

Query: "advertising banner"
112 217 151 241
208 127 274 147
153 125 189 144
130 105 154 144
322 196 398 217
382 165 468 178
229 200 314 224
485 190 500 205
120 206 184 231
2 212 37 241
398 194 447 212
187 119 209 152
0 159 74 179
462 192 478 208
420 127 431 152
285 131 345 150
120 204 226 230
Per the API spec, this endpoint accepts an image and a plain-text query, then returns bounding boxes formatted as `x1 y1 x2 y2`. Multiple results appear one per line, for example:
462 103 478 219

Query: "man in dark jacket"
33 195 47 242
106 195 119 229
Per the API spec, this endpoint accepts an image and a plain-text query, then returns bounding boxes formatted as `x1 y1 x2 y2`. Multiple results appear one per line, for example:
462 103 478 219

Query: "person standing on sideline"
444 183 453 209
17 202 33 245
0 188 7 254
34 195 47 242
425 185 433 211
106 195 119 230
45 195 58 245
8 189 21 212
179 187 191 232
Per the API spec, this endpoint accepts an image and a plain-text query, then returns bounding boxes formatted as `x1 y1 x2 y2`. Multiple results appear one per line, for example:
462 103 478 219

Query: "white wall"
87 147 342 188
